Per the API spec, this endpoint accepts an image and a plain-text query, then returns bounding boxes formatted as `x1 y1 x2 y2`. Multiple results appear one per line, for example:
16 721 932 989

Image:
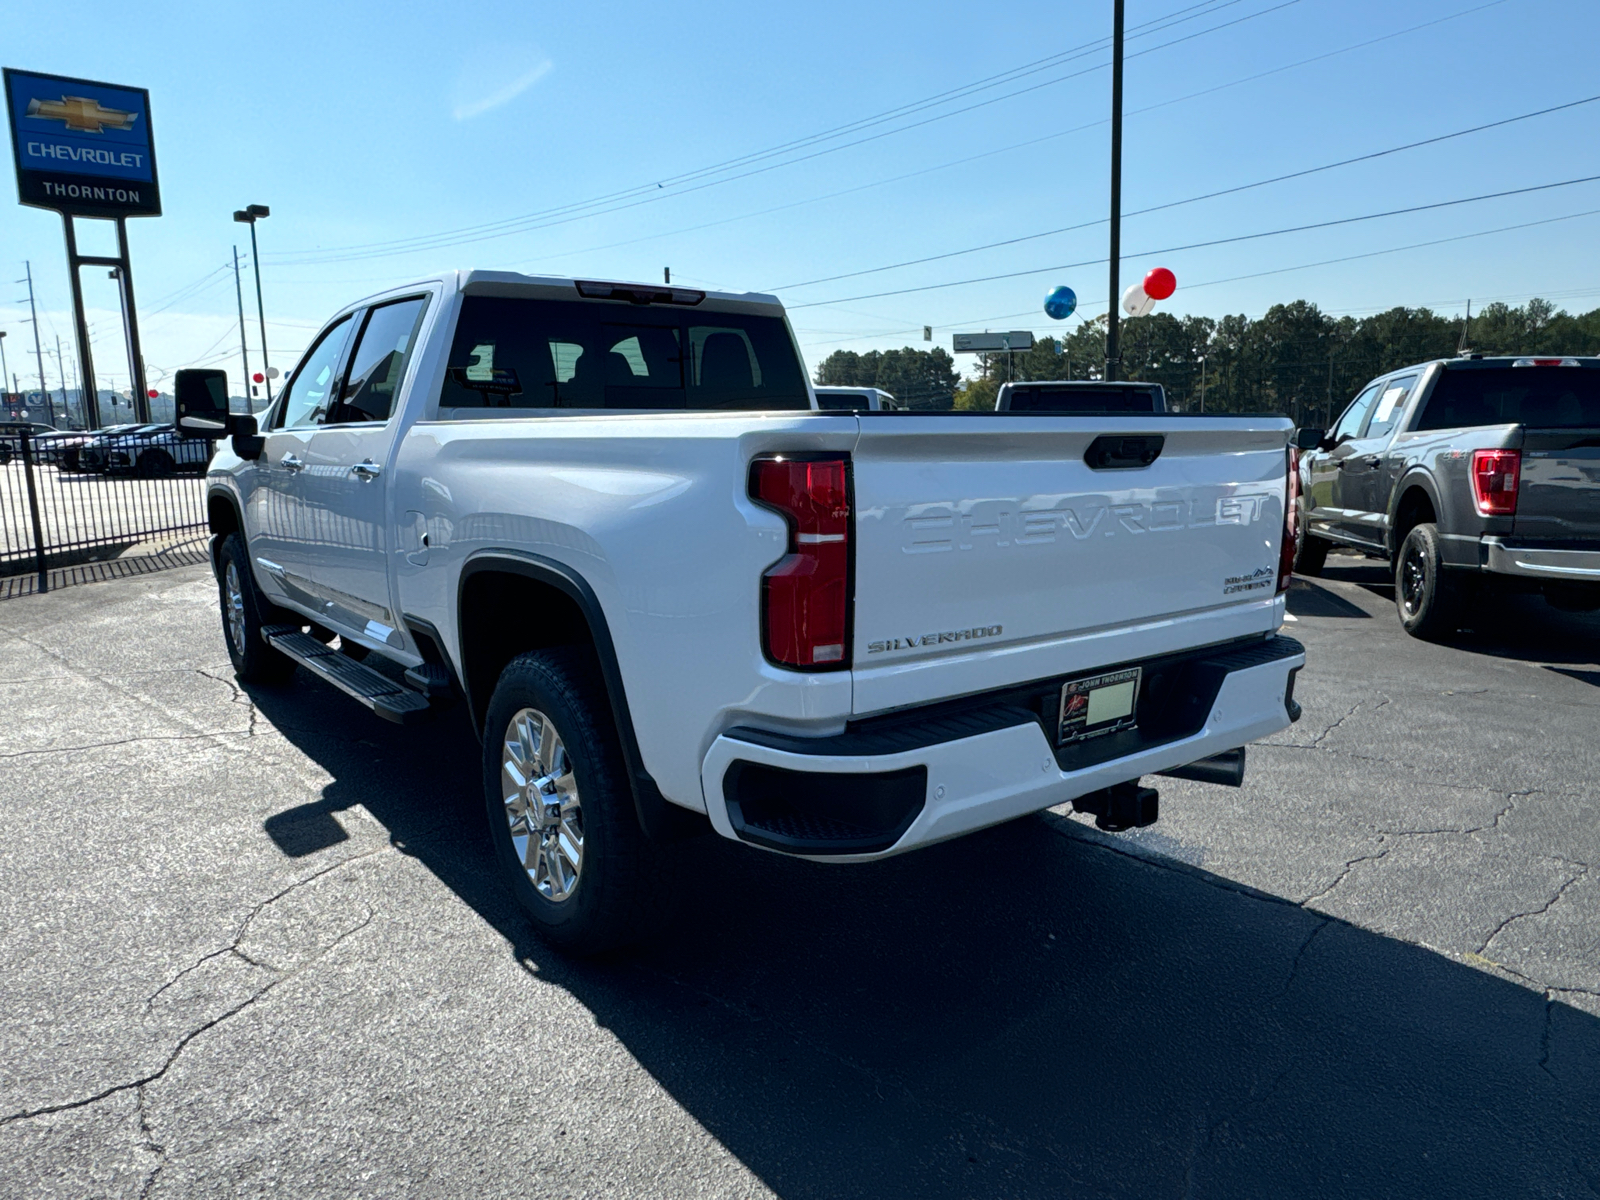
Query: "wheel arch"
206 489 243 574
457 551 705 842
1387 471 1441 560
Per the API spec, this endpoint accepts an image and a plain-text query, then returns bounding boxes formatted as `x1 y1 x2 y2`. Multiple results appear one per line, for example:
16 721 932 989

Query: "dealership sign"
5 68 160 217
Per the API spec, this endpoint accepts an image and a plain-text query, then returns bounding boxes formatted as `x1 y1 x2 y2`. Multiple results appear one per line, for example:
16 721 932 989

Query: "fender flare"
1384 467 1443 557
458 550 704 843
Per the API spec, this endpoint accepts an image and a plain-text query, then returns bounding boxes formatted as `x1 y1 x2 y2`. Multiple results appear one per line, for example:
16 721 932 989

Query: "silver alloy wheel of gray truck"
481 648 668 955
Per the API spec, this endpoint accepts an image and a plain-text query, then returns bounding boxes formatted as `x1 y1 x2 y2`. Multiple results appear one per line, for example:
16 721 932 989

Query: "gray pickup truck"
1294 355 1600 638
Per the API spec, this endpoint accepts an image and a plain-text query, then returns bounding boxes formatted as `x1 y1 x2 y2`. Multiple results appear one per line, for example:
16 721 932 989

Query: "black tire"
481 648 668 956
1396 523 1459 640
216 532 298 684
1294 527 1330 577
137 449 175 477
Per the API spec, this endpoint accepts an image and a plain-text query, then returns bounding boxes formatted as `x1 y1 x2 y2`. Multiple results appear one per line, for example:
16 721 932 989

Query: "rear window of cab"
437 296 810 413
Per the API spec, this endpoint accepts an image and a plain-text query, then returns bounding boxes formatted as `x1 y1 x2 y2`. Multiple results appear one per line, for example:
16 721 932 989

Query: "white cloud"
452 49 553 121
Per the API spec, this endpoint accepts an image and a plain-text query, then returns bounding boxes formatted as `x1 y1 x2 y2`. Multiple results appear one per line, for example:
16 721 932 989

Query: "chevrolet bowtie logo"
26 95 137 134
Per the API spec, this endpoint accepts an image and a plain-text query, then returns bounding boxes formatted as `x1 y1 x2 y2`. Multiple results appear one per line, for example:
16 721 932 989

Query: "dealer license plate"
1058 667 1141 744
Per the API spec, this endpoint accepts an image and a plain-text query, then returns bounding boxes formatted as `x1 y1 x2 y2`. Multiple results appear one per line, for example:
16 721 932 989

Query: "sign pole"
1105 0 1125 383
115 219 150 421
59 214 102 430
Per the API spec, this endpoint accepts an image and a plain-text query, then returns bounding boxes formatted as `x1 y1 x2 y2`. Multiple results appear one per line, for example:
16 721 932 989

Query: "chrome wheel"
224 561 248 653
501 707 583 902
1400 541 1427 616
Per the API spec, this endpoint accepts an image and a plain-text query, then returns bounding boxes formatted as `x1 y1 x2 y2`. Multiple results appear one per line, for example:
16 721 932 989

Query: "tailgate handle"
1084 435 1164 470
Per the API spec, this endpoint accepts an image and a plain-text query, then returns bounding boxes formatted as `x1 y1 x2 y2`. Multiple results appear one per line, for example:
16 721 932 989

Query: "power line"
267 0 1307 266
790 174 1600 309
775 90 1599 292
801 205 1600 347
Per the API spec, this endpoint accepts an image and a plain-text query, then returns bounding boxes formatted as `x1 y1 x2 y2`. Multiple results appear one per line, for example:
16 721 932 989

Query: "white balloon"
1121 282 1157 317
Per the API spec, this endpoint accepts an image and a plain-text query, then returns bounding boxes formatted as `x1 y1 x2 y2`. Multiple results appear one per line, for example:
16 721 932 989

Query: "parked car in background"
0 422 60 465
79 424 211 476
1294 355 1600 637
995 380 1167 413
54 424 140 471
813 385 902 411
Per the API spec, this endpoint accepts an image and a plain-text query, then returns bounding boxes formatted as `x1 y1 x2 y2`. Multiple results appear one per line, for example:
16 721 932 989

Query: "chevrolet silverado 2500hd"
176 271 1306 954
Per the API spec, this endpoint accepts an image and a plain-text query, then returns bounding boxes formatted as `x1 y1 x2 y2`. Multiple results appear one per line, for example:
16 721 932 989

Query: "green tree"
813 346 961 409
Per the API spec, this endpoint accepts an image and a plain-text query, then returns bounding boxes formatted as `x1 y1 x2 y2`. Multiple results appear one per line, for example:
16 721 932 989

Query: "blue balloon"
1044 285 1077 320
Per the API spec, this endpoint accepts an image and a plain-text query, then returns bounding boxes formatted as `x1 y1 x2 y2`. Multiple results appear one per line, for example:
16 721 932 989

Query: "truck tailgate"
1515 429 1600 540
850 415 1292 714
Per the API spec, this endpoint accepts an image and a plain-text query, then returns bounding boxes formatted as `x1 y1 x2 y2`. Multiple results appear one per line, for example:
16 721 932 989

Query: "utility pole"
1104 0 1125 382
232 247 252 409
54 334 69 428
1199 355 1207 413
1326 353 1335 427
23 262 50 423
0 332 9 408
1457 299 1473 354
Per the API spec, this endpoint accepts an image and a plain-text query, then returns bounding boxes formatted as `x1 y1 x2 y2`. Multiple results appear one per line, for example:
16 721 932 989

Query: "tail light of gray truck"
1471 449 1520 517
750 456 851 669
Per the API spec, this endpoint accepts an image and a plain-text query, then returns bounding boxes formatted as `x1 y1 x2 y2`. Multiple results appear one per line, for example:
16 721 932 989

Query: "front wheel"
1294 526 1331 577
482 648 668 956
216 532 298 684
1396 523 1459 640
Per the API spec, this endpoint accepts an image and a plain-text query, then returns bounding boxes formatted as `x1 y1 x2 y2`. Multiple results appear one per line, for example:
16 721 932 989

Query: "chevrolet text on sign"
5 68 160 218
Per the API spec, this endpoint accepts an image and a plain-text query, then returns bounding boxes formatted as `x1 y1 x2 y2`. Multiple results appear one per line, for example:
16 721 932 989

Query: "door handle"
281 453 305 473
350 460 382 481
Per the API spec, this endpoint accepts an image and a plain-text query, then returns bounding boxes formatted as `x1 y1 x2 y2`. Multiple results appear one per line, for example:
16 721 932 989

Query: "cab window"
275 316 354 430
329 296 428 424
1362 374 1418 440
1331 383 1383 443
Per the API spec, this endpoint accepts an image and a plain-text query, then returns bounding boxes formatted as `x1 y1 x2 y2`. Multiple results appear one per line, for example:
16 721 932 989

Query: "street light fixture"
233 204 273 404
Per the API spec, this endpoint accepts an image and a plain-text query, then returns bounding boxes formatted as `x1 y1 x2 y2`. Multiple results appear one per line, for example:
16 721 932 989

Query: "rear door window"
438 296 808 413
329 296 428 424
1361 374 1418 440
1416 367 1600 429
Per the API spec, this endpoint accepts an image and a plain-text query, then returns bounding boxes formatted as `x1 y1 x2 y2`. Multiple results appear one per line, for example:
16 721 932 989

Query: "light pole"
1198 355 1207 413
0 332 9 409
233 205 273 404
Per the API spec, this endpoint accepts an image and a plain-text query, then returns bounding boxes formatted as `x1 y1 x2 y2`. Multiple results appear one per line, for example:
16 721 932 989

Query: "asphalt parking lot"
1 555 1597 1198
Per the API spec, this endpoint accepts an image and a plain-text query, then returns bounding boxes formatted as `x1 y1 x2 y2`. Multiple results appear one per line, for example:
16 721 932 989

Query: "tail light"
750 455 851 669
1277 445 1299 594
1471 448 1520 516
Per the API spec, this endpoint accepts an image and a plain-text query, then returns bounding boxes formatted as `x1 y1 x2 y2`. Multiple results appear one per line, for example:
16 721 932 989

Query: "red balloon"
1143 267 1176 301
252 372 264 383
147 388 158 399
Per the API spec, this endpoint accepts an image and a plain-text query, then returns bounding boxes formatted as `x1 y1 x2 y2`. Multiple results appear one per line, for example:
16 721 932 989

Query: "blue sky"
3 0 1599 399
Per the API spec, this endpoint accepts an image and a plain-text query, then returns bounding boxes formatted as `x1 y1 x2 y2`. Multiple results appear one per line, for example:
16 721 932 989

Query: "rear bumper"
700 636 1305 862
1483 537 1600 580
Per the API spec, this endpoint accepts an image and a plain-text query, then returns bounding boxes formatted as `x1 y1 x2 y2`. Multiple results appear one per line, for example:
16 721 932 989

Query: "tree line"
813 297 1600 422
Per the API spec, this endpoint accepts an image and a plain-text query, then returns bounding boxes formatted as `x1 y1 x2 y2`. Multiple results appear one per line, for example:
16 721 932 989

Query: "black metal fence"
0 425 214 598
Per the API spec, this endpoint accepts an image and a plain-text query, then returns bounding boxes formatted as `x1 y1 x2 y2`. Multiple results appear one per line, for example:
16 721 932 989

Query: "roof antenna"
1457 298 1472 355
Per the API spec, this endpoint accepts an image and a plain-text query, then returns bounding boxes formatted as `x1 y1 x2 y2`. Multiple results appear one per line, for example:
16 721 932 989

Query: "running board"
261 625 432 724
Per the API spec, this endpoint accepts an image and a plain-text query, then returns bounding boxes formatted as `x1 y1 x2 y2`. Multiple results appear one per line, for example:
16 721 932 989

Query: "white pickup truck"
176 271 1305 954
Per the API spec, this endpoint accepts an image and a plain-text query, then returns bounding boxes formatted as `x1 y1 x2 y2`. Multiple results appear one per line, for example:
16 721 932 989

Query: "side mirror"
1293 427 1326 452
175 369 231 436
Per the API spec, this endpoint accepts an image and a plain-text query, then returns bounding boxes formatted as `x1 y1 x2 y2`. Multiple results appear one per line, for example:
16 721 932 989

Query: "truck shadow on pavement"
247 683 1600 1199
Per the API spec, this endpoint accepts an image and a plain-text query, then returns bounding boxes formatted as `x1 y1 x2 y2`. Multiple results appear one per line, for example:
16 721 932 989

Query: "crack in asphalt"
1479 862 1590 955
1374 789 1536 839
1282 918 1331 997
0 850 387 1130
1302 844 1391 907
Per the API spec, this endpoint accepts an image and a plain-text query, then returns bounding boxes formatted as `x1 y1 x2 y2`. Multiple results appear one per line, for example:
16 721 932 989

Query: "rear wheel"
217 532 298 684
482 648 668 956
1396 523 1459 640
